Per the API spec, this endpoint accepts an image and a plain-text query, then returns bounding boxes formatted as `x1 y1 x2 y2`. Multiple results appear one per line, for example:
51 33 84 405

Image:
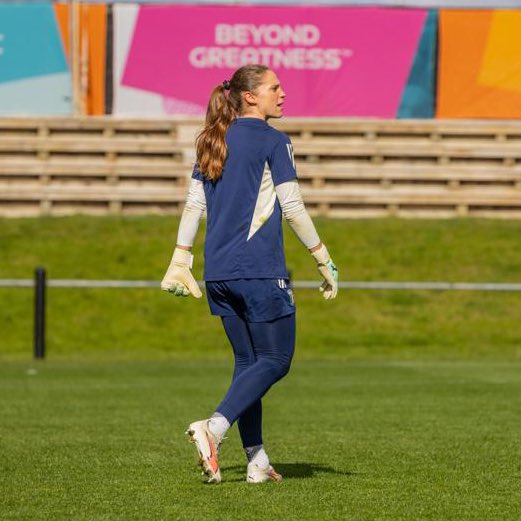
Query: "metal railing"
2 278 521 291
2 268 521 360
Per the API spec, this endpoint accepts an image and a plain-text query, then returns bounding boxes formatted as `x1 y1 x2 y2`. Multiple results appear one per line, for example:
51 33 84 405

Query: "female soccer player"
161 64 338 484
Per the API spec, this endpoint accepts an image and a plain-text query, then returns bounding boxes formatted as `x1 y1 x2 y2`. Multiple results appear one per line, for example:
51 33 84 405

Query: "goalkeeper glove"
311 243 338 300
161 248 202 298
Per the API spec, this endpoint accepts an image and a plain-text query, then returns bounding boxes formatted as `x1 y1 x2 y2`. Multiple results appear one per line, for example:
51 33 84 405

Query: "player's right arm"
268 132 338 300
161 177 206 298
275 180 338 300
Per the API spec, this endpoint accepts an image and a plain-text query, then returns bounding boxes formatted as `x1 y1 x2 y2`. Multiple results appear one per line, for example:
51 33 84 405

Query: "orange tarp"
437 10 521 119
54 3 107 115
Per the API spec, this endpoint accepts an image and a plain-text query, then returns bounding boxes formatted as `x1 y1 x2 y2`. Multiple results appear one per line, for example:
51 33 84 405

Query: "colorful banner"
115 5 433 118
0 3 71 115
68 1 521 6
437 10 521 118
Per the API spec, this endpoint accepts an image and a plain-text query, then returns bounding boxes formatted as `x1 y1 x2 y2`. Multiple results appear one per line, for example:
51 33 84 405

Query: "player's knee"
234 353 256 372
270 355 292 380
279 356 292 378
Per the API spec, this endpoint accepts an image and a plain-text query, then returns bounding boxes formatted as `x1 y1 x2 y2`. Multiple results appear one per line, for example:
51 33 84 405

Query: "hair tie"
222 80 231 91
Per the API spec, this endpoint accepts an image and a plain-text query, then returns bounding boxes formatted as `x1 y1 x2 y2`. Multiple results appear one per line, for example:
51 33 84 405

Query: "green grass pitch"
0 360 519 520
0 216 520 519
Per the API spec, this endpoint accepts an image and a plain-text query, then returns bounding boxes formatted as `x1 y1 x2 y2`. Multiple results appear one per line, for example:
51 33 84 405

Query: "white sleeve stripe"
246 163 277 241
286 143 296 169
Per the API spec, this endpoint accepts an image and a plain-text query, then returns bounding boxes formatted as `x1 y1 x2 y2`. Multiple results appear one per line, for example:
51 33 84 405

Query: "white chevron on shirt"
247 162 276 241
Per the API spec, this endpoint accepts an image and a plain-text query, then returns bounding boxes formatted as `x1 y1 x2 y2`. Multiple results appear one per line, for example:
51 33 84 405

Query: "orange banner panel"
437 9 521 119
86 5 107 116
54 3 70 60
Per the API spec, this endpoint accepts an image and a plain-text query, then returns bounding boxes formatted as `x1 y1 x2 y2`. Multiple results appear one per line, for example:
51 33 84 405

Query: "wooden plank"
0 116 201 130
2 185 519 205
468 208 521 218
0 116 515 135
0 186 187 202
3 116 521 136
290 138 521 158
0 136 190 154
296 163 521 182
274 118 521 136
6 136 521 158
3 158 519 183
0 159 190 178
301 192 521 206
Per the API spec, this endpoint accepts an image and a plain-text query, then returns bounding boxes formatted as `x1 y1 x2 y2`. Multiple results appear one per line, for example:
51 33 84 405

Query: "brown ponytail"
195 64 269 182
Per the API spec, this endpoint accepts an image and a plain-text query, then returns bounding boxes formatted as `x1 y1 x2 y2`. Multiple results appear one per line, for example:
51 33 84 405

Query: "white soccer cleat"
246 462 283 483
186 419 222 484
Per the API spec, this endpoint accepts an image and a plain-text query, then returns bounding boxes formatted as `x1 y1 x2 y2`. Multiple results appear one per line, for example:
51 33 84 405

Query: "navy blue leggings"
216 313 296 448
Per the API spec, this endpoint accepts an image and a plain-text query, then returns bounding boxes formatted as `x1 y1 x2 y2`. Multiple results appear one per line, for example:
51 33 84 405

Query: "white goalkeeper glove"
161 248 202 298
311 243 338 300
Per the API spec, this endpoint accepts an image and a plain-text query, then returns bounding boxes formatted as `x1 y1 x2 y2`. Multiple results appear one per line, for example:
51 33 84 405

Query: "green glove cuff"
325 259 339 282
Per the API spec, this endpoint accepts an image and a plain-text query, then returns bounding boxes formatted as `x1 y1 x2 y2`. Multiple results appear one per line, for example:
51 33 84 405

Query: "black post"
34 267 46 359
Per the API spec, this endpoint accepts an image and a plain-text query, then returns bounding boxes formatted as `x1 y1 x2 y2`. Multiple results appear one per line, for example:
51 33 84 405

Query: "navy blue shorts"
205 278 295 322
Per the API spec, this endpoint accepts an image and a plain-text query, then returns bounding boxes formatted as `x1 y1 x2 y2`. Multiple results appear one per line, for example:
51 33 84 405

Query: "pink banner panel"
122 6 426 117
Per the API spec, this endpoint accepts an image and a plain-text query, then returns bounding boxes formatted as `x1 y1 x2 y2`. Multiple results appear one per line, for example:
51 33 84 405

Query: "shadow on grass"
222 462 354 481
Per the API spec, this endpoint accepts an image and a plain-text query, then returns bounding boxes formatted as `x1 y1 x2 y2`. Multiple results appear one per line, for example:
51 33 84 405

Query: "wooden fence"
1 117 521 218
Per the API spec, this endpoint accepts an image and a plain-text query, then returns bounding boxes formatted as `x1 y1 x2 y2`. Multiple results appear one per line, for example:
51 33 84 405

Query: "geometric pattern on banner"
479 11 521 96
0 4 68 82
0 73 71 115
437 9 521 119
397 9 437 119
113 4 168 116
0 3 71 114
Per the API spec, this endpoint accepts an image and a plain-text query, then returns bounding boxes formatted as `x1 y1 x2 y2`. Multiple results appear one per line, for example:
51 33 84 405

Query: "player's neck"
238 110 268 121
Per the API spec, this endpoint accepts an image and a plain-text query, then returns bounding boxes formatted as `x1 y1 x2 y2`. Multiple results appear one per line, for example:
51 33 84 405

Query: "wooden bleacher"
1 117 520 218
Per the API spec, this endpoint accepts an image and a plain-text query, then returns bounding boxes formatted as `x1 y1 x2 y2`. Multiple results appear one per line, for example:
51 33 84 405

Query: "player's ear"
243 91 257 106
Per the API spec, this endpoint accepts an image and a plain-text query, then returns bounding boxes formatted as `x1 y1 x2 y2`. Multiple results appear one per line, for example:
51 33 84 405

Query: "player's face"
247 70 286 120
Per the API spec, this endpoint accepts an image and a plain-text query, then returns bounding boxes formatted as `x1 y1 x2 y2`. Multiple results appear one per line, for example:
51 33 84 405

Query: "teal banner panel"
0 2 71 114
397 9 437 118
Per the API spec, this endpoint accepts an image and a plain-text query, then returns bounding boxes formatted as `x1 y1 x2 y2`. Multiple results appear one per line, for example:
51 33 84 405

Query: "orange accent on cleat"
206 432 219 474
267 467 283 482
186 419 222 484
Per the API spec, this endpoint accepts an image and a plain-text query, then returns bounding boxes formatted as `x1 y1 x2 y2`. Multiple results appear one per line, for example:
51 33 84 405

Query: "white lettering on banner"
190 23 353 71
215 24 320 46
188 46 352 71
